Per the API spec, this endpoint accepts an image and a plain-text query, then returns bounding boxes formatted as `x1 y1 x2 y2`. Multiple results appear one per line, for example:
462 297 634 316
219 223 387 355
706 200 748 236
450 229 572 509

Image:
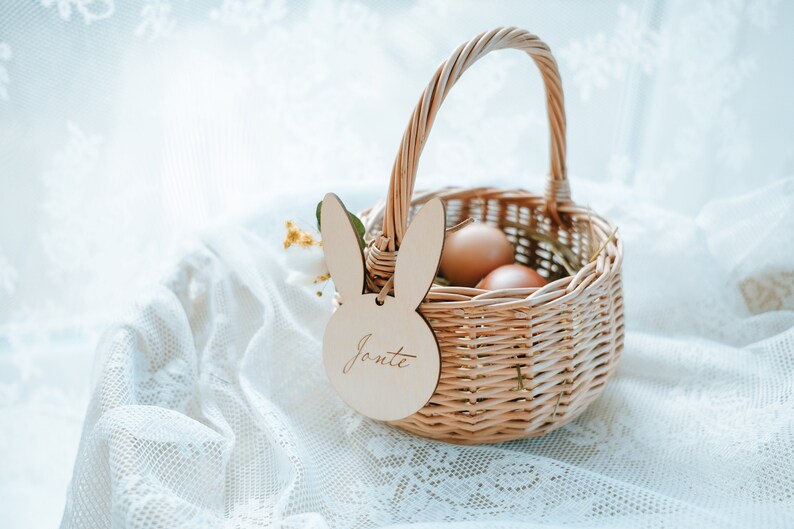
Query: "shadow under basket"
345 27 624 445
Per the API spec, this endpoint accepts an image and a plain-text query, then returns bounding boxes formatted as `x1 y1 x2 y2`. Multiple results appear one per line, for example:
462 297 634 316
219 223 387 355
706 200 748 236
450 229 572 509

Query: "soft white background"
1 1 793 527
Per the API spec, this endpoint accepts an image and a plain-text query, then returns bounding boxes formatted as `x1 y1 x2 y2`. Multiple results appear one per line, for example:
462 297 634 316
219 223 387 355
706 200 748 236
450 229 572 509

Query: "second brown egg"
477 263 548 290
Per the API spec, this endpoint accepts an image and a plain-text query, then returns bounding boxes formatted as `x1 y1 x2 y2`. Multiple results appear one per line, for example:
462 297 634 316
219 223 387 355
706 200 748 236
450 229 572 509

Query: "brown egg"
439 222 514 287
477 264 548 290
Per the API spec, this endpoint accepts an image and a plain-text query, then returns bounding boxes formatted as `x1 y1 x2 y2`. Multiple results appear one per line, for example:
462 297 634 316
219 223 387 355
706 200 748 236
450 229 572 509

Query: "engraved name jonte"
343 333 417 375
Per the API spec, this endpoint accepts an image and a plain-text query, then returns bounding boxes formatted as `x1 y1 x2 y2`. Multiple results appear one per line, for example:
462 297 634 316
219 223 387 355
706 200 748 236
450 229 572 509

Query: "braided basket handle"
381 27 569 250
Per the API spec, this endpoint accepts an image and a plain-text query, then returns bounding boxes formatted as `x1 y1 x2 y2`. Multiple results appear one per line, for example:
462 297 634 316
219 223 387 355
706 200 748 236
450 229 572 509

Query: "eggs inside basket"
418 193 610 293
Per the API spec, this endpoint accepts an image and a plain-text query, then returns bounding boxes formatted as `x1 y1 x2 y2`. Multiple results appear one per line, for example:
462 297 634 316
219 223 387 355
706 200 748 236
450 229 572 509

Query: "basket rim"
359 186 623 312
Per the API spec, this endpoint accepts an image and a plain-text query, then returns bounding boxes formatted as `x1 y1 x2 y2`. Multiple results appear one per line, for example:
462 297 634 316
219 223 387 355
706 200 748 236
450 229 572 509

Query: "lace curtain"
1 1 792 527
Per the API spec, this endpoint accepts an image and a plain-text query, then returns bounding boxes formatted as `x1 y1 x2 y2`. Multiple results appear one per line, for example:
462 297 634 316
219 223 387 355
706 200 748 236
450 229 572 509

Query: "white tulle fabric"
60 179 794 528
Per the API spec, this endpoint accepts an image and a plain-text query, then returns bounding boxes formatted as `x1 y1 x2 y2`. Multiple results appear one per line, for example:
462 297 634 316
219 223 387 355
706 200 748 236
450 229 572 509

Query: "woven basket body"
356 28 624 445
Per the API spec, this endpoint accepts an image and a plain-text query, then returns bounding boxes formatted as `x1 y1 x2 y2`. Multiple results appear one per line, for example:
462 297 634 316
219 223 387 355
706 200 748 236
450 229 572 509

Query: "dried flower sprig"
282 200 369 297
284 220 321 249
283 220 329 296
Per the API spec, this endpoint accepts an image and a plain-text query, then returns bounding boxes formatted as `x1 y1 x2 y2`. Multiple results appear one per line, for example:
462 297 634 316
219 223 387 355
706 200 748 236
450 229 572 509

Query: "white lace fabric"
59 180 794 528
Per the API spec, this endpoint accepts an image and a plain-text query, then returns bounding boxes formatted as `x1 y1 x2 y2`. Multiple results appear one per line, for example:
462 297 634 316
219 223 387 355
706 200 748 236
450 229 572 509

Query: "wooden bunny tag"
320 193 444 421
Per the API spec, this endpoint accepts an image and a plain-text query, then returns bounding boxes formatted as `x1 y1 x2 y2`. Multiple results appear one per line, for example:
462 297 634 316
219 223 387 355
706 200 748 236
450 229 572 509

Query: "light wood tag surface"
320 193 445 421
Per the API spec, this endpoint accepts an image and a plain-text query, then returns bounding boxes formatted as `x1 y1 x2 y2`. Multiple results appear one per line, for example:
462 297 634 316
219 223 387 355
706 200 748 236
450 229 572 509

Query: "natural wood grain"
323 294 441 421
322 196 445 421
320 193 365 299
393 197 446 309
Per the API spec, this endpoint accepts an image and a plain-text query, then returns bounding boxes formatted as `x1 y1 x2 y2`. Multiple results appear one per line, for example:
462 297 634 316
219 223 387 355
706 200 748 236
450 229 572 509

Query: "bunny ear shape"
320 193 365 301
394 198 446 309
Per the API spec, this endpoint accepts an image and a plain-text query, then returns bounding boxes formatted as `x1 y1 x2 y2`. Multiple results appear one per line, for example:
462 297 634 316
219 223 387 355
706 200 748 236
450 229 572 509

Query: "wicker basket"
355 27 624 445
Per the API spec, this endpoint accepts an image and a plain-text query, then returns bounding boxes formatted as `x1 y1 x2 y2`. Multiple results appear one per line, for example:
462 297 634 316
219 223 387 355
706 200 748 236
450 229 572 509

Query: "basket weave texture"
357 27 625 444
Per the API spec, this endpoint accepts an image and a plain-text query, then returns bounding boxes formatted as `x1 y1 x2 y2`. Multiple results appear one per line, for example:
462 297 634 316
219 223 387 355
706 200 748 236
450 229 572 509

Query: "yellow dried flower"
283 220 320 250
313 273 331 284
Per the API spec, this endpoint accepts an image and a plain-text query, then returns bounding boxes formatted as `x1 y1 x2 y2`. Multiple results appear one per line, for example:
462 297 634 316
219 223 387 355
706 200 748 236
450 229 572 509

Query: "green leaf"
316 200 366 249
348 213 366 249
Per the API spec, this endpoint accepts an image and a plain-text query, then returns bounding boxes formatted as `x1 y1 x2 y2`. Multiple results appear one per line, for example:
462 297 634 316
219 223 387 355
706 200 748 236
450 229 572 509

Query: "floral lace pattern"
136 0 176 41
40 0 114 24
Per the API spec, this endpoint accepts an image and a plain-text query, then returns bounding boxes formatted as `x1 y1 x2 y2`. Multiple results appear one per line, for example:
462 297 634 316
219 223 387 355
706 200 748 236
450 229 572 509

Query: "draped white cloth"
62 178 794 528
1 1 793 527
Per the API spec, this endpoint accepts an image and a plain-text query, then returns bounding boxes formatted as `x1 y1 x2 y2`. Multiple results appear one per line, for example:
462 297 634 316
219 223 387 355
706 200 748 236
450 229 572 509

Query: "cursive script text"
342 334 416 374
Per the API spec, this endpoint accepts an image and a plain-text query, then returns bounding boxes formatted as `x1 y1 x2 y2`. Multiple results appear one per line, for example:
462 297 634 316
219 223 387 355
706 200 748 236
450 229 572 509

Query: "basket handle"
381 27 569 250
